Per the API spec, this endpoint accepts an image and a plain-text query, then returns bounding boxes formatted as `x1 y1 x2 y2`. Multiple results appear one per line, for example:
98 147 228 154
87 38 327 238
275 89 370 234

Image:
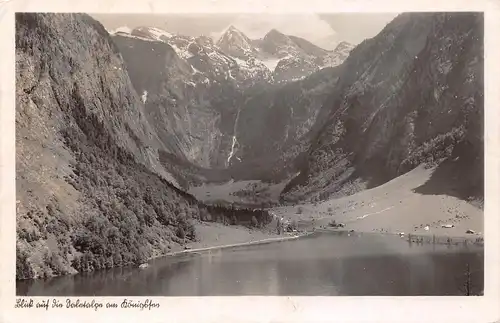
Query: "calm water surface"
17 232 484 296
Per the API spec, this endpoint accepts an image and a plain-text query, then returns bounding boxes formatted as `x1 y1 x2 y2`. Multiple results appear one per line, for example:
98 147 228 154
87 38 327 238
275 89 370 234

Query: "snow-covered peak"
109 26 132 35
144 27 173 40
226 25 239 33
130 26 173 42
218 25 251 44
216 25 255 59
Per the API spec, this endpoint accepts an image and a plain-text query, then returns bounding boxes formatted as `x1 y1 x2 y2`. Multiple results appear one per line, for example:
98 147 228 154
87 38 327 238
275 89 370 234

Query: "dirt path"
147 221 305 261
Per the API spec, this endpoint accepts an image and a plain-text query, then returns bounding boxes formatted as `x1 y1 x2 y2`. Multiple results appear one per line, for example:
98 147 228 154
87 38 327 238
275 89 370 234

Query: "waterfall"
227 106 243 166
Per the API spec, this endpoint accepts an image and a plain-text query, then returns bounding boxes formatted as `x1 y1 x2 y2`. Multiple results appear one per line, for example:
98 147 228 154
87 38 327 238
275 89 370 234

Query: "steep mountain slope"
216 25 260 59
282 12 483 204
323 41 355 67
15 13 272 280
226 66 344 180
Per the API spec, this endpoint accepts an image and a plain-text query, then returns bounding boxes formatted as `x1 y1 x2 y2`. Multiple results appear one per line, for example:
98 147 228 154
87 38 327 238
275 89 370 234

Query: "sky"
91 13 399 48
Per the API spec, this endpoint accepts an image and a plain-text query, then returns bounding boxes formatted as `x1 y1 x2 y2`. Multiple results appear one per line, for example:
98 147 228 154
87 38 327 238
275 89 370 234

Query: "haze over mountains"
16 12 483 280
91 13 398 46
209 13 340 50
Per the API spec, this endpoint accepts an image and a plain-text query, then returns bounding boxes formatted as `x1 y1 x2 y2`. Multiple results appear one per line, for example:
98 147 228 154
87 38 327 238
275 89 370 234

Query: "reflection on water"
17 232 484 296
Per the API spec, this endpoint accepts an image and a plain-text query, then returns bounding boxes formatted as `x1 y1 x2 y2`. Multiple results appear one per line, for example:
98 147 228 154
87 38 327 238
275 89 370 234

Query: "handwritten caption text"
15 298 160 311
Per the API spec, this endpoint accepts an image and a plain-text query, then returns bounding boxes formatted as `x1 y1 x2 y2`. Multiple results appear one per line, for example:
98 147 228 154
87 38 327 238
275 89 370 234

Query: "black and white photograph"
12 7 487 299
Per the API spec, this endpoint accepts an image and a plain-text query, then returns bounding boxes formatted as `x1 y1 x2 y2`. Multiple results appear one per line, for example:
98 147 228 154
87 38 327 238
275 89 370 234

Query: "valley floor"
188 179 286 206
272 166 484 239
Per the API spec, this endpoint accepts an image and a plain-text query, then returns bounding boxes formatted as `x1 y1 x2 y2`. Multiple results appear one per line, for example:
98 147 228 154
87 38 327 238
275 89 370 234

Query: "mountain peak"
265 28 285 38
216 25 254 58
333 41 355 54
129 26 173 42
220 24 246 38
335 41 353 48
263 29 292 46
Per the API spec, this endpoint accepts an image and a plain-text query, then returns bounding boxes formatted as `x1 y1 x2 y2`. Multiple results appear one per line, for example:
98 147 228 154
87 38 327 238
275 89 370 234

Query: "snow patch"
111 32 158 43
146 27 173 40
232 56 248 67
169 43 193 60
110 26 132 35
261 58 282 72
438 60 453 74
141 90 148 104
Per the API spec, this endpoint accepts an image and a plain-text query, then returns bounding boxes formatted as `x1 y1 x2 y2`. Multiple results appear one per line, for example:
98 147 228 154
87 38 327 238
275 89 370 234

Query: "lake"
16 231 484 296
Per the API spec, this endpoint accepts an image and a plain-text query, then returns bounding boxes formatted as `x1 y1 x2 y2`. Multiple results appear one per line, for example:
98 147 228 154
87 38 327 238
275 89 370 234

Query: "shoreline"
17 228 483 281
313 227 484 245
145 225 484 265
146 231 313 263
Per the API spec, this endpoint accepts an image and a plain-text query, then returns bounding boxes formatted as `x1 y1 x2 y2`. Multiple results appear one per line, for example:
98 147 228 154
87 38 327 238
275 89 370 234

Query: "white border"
1 1 499 322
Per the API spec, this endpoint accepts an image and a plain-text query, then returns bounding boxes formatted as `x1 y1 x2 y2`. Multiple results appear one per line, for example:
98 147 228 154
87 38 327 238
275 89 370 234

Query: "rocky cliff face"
282 13 484 203
15 13 271 280
111 33 240 169
225 66 343 180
